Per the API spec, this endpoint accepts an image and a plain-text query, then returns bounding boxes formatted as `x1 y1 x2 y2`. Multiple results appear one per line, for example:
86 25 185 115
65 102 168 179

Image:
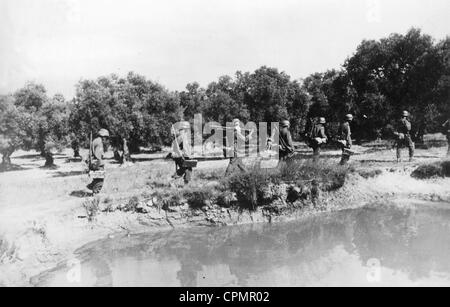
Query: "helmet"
345 114 354 121
280 120 290 127
178 121 190 130
402 110 409 117
98 129 110 137
232 118 240 125
319 117 326 124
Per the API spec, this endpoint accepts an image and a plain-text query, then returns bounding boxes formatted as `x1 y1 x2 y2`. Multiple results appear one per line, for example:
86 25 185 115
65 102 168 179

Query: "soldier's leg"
396 143 402 162
408 140 415 161
237 158 246 172
184 168 192 184
174 158 185 177
313 146 320 162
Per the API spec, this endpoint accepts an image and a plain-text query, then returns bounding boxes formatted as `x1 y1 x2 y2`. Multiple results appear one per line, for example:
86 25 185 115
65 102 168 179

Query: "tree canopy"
1 28 449 168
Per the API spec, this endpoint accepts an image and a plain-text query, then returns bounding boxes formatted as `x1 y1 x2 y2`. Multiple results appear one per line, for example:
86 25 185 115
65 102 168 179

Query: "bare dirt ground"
1 135 450 286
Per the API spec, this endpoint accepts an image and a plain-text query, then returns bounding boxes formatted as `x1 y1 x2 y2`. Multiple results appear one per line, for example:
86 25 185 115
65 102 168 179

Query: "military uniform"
279 126 294 161
225 124 249 176
338 121 352 165
87 131 108 194
396 118 414 162
172 130 193 184
309 123 327 161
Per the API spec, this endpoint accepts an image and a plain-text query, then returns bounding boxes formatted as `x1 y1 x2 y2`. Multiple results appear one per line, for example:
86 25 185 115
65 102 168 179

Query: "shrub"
225 169 274 209
411 163 443 179
183 187 215 209
357 169 383 179
215 190 236 208
278 160 349 191
83 197 100 221
125 196 140 212
411 160 450 179
442 160 450 177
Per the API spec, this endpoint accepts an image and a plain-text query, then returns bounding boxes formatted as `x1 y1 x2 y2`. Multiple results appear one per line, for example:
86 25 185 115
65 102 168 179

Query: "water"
35 202 450 286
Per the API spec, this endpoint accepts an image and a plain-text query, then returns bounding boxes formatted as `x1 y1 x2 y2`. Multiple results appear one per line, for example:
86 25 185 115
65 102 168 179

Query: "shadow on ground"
70 190 92 198
0 164 29 173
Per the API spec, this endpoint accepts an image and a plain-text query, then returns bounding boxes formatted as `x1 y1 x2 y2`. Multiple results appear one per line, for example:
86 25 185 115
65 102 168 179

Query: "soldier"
279 120 295 161
338 114 353 165
225 118 254 176
442 118 450 156
87 128 110 194
395 110 414 162
307 117 328 162
172 121 193 184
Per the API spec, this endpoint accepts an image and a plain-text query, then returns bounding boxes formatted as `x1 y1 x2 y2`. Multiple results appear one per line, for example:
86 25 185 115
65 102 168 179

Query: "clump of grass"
83 197 100 221
222 160 350 209
125 195 140 212
356 169 383 179
196 170 222 181
183 186 216 209
411 160 450 179
224 168 273 209
278 160 349 191
215 190 236 208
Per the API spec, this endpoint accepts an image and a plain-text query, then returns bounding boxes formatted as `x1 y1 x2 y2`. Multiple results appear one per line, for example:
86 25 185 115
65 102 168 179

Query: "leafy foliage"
1 84 69 168
71 72 183 152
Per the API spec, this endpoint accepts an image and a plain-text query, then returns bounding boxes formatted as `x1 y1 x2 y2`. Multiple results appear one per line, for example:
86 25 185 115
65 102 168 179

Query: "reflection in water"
35 202 450 286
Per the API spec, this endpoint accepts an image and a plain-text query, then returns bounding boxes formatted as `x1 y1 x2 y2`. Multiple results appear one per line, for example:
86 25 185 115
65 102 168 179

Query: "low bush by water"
411 160 450 179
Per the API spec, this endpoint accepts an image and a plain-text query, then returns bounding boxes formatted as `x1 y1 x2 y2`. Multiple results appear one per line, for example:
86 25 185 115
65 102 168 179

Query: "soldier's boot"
91 179 104 194
184 169 192 184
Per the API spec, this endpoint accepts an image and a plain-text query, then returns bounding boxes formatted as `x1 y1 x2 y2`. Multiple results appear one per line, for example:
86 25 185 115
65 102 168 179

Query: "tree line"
1 28 449 168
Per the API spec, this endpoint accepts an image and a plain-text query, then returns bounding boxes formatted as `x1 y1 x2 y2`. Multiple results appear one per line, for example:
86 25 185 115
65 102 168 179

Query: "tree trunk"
44 151 55 168
123 139 130 163
73 148 80 158
0 147 14 170
1 153 12 166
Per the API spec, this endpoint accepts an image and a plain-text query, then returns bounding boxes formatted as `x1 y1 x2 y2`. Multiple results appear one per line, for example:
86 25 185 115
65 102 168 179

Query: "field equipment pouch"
182 159 198 168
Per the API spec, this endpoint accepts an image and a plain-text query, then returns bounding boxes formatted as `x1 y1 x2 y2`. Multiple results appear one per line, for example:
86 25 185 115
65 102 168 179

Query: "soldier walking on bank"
172 121 193 184
338 114 353 165
87 128 110 194
306 117 328 162
279 120 295 161
225 118 254 176
394 111 415 162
